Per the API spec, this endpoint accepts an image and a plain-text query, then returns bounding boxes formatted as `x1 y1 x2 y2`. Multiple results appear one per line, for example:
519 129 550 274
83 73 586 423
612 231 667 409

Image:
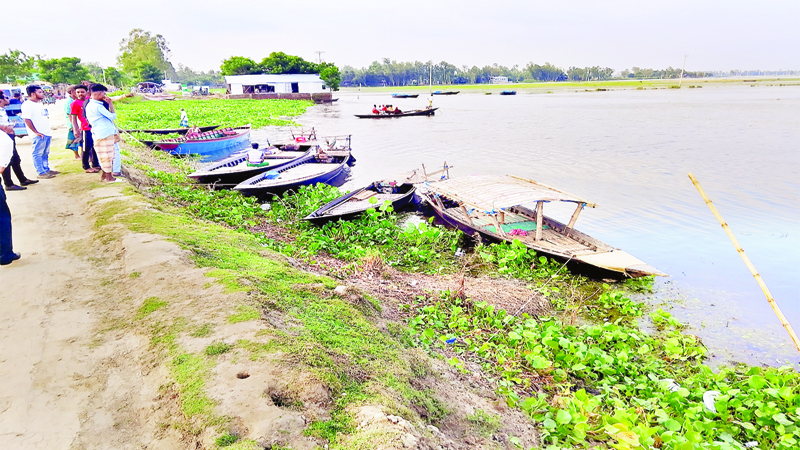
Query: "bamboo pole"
688 173 800 353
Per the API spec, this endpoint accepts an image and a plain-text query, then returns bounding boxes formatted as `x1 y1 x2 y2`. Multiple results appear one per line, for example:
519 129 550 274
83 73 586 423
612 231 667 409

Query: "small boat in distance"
355 108 438 119
432 91 459 95
420 174 666 278
304 181 416 224
500 90 517 95
153 125 251 161
123 125 220 135
392 93 420 98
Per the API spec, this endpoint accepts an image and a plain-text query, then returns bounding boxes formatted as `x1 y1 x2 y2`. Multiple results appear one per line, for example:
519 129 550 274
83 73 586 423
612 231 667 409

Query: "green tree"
104 67 127 87
220 56 259 75
318 62 341 91
81 61 104 81
38 57 91 84
137 62 163 83
117 29 173 77
260 52 317 74
0 49 35 83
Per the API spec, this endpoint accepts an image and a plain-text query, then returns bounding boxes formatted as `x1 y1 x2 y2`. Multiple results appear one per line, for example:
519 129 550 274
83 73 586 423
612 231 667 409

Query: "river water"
251 85 800 367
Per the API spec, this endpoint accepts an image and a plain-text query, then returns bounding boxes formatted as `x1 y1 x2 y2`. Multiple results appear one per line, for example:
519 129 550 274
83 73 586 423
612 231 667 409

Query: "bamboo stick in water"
688 173 800 353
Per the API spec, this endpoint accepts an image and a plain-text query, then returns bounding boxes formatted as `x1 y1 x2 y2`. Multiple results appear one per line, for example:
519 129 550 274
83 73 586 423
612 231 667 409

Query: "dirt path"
0 126 170 449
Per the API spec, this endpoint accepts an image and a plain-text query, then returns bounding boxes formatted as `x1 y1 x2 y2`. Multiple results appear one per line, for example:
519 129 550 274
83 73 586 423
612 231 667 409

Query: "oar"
688 173 800 353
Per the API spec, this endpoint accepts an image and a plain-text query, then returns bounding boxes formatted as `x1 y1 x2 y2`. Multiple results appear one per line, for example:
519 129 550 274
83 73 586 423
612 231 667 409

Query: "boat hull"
355 108 437 119
304 182 416 224
155 127 251 162
391 94 419 98
234 153 352 197
123 125 219 134
422 194 663 279
188 149 311 186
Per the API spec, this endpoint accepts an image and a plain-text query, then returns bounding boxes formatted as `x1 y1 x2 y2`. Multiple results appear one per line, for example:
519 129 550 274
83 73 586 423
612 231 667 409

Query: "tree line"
340 59 710 86
0 29 222 89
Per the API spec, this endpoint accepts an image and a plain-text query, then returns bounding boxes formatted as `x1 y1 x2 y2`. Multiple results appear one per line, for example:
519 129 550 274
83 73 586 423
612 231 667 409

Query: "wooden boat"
274 134 352 152
432 91 459 95
500 90 517 95
188 147 312 186
304 181 416 224
234 149 353 196
123 125 220 134
355 108 438 119
420 174 666 278
392 93 419 98
154 125 251 161
142 93 176 101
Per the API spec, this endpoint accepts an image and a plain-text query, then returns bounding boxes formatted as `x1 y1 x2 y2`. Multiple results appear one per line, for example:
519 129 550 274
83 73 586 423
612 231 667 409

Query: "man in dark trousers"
70 85 101 173
0 112 21 265
0 93 37 190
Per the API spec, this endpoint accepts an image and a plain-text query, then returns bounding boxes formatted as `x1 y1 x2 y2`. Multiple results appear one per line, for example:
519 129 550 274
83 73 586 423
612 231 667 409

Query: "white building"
224 74 327 95
490 76 509 84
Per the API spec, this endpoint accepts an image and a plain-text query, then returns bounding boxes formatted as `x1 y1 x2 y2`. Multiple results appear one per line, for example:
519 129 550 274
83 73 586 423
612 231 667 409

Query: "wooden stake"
535 201 544 241
564 202 583 237
688 173 800 353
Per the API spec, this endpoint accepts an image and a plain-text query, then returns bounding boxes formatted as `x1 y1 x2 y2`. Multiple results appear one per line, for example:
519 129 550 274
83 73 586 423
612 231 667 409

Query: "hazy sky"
1 0 797 73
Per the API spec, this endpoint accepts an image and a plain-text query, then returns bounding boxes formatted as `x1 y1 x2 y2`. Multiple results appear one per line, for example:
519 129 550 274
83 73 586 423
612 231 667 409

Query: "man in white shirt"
0 114 21 265
21 85 58 179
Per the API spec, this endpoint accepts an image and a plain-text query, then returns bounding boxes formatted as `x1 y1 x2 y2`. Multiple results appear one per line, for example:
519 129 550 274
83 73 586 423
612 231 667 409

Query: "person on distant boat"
179 108 189 128
372 105 379 114
380 105 387 114
247 147 266 166
394 107 402 115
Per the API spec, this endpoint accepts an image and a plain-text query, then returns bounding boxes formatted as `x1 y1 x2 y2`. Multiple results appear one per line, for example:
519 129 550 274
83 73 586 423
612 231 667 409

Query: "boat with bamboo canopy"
419 174 666 278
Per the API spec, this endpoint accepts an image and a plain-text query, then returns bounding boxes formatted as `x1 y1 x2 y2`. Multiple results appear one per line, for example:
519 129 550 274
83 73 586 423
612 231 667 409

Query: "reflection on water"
251 85 800 367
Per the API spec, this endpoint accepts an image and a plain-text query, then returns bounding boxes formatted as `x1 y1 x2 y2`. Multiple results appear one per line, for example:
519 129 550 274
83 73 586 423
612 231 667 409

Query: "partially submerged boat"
420 174 666 278
355 108 438 119
188 146 311 186
234 149 354 196
153 126 251 161
304 181 416 224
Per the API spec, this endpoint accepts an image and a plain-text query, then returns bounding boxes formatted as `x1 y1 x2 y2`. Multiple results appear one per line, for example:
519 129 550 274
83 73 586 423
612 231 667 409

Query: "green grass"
172 353 215 417
228 305 260 324
205 341 233 356
136 296 167 319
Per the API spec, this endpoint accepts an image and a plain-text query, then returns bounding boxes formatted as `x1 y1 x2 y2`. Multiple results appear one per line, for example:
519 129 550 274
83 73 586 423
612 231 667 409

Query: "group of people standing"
0 82 124 267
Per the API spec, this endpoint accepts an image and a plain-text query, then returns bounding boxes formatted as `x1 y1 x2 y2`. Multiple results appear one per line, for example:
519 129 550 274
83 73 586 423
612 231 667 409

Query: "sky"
1 0 798 73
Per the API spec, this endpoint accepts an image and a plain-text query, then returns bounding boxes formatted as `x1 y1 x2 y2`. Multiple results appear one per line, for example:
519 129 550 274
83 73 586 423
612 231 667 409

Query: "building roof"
224 74 323 84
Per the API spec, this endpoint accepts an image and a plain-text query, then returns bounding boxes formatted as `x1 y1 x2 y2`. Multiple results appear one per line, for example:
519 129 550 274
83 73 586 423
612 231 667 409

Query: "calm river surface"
252 85 800 367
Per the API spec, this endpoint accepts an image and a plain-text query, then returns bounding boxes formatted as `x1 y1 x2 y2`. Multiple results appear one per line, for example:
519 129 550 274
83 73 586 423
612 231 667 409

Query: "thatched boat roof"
425 174 596 212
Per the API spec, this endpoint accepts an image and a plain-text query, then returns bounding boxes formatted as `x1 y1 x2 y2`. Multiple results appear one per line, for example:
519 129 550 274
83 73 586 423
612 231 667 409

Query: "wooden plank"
535 201 544 241
564 203 584 236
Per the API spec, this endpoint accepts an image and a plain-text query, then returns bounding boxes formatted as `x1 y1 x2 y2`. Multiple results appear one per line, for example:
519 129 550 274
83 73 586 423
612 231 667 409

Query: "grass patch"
228 305 260 323
205 341 233 356
215 432 239 447
191 323 214 337
136 296 167 319
467 409 501 436
172 353 215 417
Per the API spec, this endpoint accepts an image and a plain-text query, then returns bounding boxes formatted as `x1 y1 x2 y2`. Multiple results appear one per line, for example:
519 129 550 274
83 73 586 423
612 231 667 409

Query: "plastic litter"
660 379 681 392
260 203 271 211
703 390 721 413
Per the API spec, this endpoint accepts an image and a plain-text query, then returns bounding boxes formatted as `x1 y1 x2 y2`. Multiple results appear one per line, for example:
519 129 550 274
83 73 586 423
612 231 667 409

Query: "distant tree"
118 29 174 77
137 62 163 83
104 67 126 87
318 62 341 91
220 56 259 75
38 57 91 84
81 61 104 81
260 52 317 74
0 49 36 82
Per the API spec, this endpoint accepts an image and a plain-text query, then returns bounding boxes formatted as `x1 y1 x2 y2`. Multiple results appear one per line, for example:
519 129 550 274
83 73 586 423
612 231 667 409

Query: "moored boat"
432 91 459 95
153 125 251 161
304 181 416 224
188 146 311 186
234 149 353 197
123 125 220 134
355 108 437 119
392 93 420 98
420 174 666 278
500 90 517 95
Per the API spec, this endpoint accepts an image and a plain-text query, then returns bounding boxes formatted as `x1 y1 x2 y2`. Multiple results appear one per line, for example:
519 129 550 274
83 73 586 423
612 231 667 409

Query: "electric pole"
679 54 688 87
314 51 325 63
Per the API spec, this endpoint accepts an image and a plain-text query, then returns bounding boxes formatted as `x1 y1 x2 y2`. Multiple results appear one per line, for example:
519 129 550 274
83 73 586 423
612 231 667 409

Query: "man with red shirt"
69 85 100 173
